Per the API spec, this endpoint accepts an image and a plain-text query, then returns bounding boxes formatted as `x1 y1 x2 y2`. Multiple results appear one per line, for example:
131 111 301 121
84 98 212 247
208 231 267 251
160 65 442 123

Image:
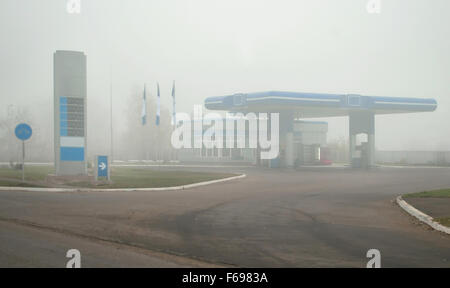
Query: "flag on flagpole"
141 84 147 125
156 82 160 126
171 80 176 126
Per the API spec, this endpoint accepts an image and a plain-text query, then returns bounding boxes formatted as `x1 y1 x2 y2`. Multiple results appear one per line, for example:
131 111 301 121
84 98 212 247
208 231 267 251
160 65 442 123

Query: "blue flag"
141 84 147 125
171 81 176 126
156 82 160 126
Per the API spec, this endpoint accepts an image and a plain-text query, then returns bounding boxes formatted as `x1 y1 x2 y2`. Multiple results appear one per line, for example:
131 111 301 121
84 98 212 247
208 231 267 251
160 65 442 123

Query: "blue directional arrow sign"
15 123 32 141
97 155 108 178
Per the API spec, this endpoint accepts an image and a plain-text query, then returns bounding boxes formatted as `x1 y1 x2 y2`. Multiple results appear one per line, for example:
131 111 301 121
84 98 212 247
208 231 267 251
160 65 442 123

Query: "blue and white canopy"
204 91 437 117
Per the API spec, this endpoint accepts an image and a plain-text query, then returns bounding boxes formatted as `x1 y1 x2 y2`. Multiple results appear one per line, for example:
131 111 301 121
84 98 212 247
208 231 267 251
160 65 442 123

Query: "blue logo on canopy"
15 123 32 141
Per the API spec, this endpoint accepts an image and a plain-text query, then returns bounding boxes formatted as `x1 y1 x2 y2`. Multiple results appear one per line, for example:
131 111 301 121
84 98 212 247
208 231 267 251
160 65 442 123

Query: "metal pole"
22 140 25 182
94 155 98 181
7 105 14 164
108 156 111 181
110 82 113 162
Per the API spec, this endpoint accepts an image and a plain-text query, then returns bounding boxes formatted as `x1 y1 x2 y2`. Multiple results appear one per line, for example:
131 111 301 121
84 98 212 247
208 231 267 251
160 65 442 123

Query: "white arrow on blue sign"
97 155 108 178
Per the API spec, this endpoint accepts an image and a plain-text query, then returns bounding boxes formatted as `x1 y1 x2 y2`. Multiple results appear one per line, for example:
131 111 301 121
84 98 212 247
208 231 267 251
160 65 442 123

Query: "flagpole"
143 84 147 160
172 80 176 127
156 82 160 161
110 81 113 162
172 80 177 162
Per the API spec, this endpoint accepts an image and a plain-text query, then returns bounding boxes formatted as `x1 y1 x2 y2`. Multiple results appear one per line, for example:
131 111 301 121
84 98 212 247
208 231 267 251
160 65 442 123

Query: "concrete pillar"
349 134 357 160
279 111 295 167
286 132 294 167
368 133 375 166
255 146 261 166
349 111 375 168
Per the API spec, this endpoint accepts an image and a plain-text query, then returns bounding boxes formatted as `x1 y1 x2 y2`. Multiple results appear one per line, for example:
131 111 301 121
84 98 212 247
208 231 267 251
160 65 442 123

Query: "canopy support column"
349 111 375 168
280 111 295 167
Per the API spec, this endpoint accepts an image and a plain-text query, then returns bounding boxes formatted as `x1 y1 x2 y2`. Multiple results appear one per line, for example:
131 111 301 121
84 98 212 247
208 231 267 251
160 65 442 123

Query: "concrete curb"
0 174 246 193
396 196 450 235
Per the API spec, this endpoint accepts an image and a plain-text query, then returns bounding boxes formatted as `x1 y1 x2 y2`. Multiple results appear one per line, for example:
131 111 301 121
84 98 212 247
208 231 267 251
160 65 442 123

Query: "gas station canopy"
204 90 437 168
204 91 437 117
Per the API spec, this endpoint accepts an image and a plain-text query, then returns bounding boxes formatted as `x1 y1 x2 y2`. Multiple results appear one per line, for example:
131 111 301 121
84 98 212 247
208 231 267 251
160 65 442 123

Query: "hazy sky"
1 0 449 151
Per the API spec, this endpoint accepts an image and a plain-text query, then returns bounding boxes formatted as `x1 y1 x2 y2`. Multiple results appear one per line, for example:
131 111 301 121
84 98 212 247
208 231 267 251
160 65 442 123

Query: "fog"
1 0 449 161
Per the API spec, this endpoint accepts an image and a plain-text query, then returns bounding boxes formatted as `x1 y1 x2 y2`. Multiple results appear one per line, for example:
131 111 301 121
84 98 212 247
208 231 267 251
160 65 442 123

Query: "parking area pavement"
0 166 449 267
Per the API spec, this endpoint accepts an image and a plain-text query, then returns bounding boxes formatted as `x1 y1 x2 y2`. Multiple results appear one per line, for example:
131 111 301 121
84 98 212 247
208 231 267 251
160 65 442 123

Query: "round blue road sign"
15 123 32 141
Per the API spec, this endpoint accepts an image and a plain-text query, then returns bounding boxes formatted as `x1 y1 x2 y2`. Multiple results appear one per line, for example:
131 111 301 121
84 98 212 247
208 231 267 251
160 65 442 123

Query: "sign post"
95 155 110 181
14 123 32 182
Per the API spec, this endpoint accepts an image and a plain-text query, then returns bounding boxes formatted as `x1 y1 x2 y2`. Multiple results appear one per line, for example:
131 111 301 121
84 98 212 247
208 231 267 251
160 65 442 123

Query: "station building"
178 118 329 167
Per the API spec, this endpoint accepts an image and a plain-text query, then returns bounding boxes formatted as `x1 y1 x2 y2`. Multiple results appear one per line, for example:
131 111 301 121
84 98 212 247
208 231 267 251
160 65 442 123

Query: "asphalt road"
0 166 449 267
0 220 219 268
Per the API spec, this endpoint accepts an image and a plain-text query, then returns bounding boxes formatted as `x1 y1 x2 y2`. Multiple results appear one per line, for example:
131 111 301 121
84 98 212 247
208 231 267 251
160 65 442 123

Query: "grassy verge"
0 179 45 187
0 165 236 188
0 166 54 181
68 167 236 188
436 217 450 227
402 189 450 228
403 189 450 198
